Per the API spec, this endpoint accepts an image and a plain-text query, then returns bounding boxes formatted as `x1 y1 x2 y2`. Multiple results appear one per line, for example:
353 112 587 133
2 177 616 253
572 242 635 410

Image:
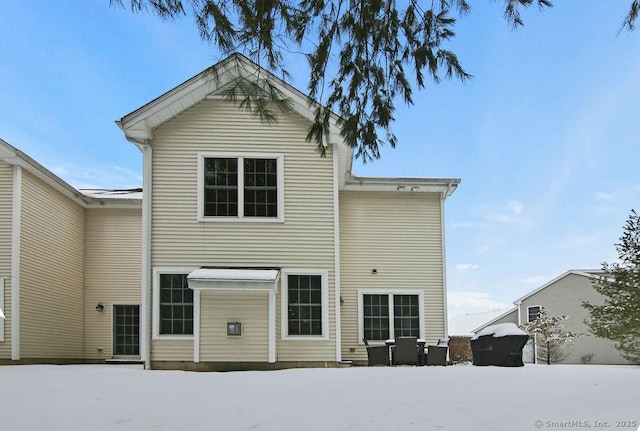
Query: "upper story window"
198 152 284 222
527 305 541 322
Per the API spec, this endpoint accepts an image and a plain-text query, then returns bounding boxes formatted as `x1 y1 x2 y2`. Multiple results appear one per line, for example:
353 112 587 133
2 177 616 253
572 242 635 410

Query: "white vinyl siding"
19 171 84 358
339 191 445 362
199 290 269 362
84 208 142 359
0 161 12 356
149 99 337 362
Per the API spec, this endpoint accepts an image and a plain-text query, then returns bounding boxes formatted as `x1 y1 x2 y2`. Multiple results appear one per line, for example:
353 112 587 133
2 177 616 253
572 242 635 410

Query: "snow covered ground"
1 363 638 431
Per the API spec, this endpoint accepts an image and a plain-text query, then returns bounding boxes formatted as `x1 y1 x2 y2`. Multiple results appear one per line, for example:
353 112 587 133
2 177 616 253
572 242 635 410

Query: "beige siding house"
0 139 142 363
474 270 631 365
0 54 459 369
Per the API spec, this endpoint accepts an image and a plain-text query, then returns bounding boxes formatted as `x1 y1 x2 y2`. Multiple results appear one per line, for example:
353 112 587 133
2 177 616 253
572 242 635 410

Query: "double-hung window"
282 270 328 340
154 271 194 337
360 292 422 342
198 152 283 221
527 306 541 323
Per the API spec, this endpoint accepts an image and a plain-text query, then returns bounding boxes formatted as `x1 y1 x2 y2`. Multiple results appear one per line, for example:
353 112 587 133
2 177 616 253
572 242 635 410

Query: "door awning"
187 268 280 291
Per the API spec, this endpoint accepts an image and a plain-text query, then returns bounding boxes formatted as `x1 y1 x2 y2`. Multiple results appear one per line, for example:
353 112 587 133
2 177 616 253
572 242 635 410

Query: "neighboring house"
0 54 460 369
0 140 142 363
473 270 631 365
448 310 509 337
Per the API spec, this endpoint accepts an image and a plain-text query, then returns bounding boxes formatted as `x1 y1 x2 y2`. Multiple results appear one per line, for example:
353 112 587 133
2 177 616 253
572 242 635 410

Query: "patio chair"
391 336 419 366
427 338 449 366
426 345 448 366
363 339 389 366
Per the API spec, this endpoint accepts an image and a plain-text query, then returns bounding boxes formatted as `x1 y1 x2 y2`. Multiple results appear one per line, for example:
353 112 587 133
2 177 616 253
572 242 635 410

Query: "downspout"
440 180 459 340
11 165 22 360
440 190 449 340
332 145 342 363
140 142 152 369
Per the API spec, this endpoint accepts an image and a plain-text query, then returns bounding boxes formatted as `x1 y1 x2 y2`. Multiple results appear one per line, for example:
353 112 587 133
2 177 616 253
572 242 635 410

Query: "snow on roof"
448 310 509 337
80 188 143 200
187 268 280 283
472 323 528 340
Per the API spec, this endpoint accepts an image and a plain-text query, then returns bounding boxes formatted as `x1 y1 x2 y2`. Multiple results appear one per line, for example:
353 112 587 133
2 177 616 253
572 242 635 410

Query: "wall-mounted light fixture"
95 303 105 312
340 296 344 306
396 186 406 191
372 269 378 275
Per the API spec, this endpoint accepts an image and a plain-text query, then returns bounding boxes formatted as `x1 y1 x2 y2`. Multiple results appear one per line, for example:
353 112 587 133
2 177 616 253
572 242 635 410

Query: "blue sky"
2 2 638 318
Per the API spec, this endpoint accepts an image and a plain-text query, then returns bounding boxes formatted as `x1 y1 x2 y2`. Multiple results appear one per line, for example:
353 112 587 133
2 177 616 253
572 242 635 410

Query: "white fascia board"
118 69 220 141
84 197 143 209
0 139 89 207
344 176 461 196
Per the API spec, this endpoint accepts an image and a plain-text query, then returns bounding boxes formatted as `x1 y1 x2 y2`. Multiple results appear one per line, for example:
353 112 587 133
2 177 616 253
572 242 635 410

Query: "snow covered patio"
2 364 638 430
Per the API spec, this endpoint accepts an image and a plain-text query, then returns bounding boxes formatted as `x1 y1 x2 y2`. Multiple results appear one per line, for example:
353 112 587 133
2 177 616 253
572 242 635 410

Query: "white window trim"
527 305 542 323
197 151 285 222
152 267 198 340
281 268 329 341
357 289 425 345
111 303 142 358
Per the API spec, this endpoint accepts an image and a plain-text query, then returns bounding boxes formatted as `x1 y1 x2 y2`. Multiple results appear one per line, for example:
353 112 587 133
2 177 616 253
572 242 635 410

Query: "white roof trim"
0 139 90 207
344 176 460 197
119 54 344 144
187 268 280 291
1 139 142 209
513 269 604 305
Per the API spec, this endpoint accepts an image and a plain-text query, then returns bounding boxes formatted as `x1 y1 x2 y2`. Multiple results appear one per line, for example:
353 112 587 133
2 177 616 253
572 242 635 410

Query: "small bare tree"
521 308 580 364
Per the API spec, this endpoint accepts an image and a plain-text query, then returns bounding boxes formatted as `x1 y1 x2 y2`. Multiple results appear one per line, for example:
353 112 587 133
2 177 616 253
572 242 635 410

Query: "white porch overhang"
187 268 280 364
187 268 280 291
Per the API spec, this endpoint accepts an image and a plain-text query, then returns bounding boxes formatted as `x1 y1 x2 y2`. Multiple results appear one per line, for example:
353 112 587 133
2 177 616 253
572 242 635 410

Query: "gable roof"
117 53 353 187
513 269 606 305
116 53 460 197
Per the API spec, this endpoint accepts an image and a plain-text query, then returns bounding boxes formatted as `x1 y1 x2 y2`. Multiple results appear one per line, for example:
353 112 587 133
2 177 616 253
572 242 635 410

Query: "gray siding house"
474 270 632 365
0 54 460 370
